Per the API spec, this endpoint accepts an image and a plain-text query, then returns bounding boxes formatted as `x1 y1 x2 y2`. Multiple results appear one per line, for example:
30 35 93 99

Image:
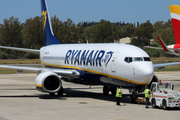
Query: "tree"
0 17 23 58
131 20 153 48
90 19 114 43
51 15 63 42
23 16 42 49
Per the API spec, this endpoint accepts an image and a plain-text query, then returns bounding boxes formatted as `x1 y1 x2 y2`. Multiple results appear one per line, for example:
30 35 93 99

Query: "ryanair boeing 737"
0 0 180 101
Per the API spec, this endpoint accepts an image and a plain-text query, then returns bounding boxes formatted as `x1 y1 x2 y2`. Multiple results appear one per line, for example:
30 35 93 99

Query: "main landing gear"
103 85 116 95
129 88 138 103
49 86 64 96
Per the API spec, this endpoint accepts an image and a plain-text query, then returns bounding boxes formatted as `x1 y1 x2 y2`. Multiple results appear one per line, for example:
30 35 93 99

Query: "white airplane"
145 5 180 57
0 0 180 101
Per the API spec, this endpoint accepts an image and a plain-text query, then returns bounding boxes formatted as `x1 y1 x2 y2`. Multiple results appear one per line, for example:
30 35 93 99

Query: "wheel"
58 86 63 96
162 99 168 110
131 92 138 103
103 86 109 95
152 98 157 108
49 92 55 96
110 87 116 95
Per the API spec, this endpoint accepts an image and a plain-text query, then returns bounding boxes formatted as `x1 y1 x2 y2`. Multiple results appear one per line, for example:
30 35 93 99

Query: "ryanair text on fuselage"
65 50 114 67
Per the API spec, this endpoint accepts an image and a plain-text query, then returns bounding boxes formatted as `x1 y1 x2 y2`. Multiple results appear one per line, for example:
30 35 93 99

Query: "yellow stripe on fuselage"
169 5 180 16
41 61 148 85
35 83 42 88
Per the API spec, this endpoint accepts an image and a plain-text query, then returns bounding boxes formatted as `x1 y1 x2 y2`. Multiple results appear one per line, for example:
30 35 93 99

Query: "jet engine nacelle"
35 71 62 93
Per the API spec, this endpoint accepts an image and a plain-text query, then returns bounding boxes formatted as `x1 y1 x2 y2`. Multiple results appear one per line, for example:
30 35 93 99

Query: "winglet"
41 0 60 46
157 36 169 52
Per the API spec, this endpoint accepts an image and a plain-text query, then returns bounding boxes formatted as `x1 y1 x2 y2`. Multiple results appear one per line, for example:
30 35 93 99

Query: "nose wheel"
130 92 138 103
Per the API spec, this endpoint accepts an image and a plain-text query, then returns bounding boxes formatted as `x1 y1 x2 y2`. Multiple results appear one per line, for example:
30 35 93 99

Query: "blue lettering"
96 50 105 67
80 50 89 65
71 50 79 64
93 50 99 66
74 50 81 65
65 50 72 64
86 50 94 66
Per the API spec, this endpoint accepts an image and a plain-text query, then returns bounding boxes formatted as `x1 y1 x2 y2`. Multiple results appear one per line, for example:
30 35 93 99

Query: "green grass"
0 59 40 74
0 59 40 64
151 57 180 71
151 57 180 63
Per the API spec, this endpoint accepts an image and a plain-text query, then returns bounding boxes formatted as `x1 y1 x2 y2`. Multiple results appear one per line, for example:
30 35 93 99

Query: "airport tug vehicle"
150 80 180 109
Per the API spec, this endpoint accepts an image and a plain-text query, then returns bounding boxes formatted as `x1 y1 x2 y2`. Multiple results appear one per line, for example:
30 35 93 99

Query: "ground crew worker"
116 86 122 106
144 86 152 108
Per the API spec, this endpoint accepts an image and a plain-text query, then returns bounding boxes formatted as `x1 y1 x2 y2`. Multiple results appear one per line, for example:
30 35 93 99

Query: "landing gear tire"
162 99 168 110
58 86 63 96
110 87 116 95
152 98 157 108
103 86 109 95
131 92 138 103
49 92 55 96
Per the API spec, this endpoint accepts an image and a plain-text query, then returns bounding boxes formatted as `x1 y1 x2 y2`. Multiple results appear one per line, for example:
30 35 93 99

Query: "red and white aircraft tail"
145 5 180 56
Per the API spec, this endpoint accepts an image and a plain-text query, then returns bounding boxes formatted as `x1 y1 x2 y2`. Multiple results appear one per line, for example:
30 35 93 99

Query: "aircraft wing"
154 62 180 68
0 46 40 54
144 46 164 50
0 65 80 79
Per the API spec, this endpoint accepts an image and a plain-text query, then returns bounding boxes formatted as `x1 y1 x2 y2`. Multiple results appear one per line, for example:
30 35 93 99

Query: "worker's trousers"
116 97 121 105
145 98 149 107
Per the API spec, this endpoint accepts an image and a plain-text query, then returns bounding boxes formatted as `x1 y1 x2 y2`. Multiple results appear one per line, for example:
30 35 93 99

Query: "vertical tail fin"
41 0 60 46
169 5 180 44
157 36 169 52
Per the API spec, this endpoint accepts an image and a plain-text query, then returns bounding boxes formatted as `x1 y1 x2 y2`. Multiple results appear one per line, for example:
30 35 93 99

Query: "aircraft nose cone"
143 64 154 75
136 62 154 83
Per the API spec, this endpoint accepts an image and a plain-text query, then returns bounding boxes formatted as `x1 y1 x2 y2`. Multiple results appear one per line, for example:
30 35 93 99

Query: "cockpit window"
129 57 132 63
125 57 151 63
133 57 143 61
124 57 128 63
124 57 132 63
144 57 151 61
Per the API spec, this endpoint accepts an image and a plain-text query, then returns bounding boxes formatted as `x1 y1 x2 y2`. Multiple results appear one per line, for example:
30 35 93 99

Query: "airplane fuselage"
40 43 154 88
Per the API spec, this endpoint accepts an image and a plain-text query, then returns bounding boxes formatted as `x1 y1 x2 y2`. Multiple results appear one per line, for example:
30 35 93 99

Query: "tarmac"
0 72 179 120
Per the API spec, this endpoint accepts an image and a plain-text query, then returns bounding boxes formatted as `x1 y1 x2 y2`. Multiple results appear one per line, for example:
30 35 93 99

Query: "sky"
0 0 180 25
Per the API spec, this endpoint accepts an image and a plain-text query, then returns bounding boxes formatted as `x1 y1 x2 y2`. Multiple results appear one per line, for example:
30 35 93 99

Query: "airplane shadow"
39 88 133 103
0 87 133 103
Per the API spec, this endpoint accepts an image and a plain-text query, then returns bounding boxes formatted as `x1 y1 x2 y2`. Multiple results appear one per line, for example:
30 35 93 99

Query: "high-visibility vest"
116 88 122 98
144 89 151 98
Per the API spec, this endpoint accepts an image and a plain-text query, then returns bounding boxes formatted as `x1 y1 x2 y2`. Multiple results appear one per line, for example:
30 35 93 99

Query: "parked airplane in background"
145 5 180 57
0 0 180 101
